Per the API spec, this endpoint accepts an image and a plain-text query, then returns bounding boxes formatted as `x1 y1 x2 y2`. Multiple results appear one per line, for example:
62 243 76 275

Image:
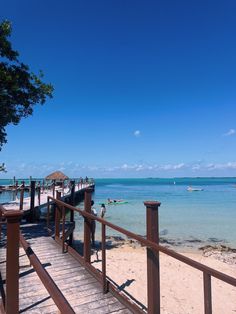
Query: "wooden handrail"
48 196 236 287
48 194 236 314
20 233 75 314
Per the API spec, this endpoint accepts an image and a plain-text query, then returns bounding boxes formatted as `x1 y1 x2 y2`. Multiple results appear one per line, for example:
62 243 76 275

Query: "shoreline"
89 240 236 314
103 235 236 265
73 230 236 262
73 232 236 265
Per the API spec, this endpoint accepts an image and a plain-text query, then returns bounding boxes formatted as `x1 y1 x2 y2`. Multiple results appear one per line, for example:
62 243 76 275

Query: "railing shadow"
19 296 51 313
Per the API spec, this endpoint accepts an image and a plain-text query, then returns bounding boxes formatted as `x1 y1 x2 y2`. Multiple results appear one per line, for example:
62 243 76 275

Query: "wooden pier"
1 180 95 220
0 222 131 313
0 188 236 314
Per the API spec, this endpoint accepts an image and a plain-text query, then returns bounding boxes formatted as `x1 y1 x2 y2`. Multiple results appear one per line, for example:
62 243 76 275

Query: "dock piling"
52 181 55 198
19 184 24 211
84 188 92 263
55 191 61 240
69 181 75 246
37 184 41 206
29 181 36 222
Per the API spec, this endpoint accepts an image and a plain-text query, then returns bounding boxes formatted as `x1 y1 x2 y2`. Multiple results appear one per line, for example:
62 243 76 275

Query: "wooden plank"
19 294 54 309
47 270 92 282
88 302 131 314
26 304 59 313
73 295 126 312
0 220 132 314
19 284 51 296
52 273 95 285
110 309 133 314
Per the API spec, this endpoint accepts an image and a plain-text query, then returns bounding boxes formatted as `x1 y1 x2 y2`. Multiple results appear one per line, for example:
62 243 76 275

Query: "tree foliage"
0 20 54 150
0 163 6 172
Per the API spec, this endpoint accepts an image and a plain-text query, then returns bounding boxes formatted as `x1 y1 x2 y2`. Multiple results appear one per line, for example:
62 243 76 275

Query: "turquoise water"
92 178 236 248
1 177 236 248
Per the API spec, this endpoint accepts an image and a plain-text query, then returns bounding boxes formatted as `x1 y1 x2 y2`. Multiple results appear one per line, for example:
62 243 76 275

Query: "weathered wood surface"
0 223 132 313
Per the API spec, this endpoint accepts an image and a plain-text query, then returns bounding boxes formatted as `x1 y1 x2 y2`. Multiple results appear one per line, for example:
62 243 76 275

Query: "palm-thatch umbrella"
45 171 69 182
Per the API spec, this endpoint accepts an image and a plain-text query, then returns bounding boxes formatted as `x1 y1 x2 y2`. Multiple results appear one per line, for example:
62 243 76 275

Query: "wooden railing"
0 206 75 314
48 188 236 314
1 188 236 314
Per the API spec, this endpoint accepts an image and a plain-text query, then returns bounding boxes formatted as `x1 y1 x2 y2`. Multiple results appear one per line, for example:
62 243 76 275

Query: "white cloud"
206 162 236 170
192 164 201 171
134 130 141 137
160 163 185 170
121 163 128 169
87 166 99 171
4 160 236 179
223 129 235 136
136 164 145 171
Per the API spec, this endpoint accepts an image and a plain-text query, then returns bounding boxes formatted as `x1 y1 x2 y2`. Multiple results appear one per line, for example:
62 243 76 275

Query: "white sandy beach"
91 243 236 314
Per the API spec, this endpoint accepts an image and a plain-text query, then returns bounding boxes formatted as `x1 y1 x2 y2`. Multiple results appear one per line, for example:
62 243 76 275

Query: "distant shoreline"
1 176 236 180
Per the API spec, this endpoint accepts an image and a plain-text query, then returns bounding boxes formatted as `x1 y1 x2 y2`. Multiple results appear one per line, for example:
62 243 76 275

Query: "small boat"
108 201 128 205
187 186 204 192
99 200 128 205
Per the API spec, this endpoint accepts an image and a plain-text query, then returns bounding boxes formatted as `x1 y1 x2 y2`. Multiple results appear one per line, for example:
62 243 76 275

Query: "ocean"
1 177 236 249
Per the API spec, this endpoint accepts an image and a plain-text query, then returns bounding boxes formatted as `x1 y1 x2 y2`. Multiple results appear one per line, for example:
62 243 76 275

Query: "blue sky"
1 0 236 178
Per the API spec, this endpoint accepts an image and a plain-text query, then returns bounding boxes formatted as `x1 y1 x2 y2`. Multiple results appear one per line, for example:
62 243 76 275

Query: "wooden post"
15 180 18 198
29 180 36 222
55 191 61 240
52 180 55 198
5 210 23 314
144 201 161 314
203 272 212 314
19 185 24 211
37 185 41 206
102 223 107 293
0 210 2 241
84 188 92 263
62 181 64 196
70 180 75 206
69 181 75 246
47 197 50 230
62 206 66 253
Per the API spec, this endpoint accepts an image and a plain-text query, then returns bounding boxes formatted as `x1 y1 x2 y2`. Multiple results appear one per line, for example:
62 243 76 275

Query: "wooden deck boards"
0 223 133 313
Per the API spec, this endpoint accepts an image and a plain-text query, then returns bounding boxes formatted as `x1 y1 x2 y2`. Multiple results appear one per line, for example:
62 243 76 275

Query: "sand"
91 242 236 314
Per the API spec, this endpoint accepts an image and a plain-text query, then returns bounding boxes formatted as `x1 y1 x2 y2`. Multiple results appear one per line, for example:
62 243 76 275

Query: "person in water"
91 200 97 246
107 198 117 203
100 204 106 218
107 198 123 204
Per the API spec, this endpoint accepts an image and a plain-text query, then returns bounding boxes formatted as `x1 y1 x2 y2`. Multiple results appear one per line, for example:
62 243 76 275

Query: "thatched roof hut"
45 171 69 181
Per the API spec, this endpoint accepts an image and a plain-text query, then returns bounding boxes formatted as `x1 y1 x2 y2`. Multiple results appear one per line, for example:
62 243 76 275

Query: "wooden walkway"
0 223 132 314
1 183 94 212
